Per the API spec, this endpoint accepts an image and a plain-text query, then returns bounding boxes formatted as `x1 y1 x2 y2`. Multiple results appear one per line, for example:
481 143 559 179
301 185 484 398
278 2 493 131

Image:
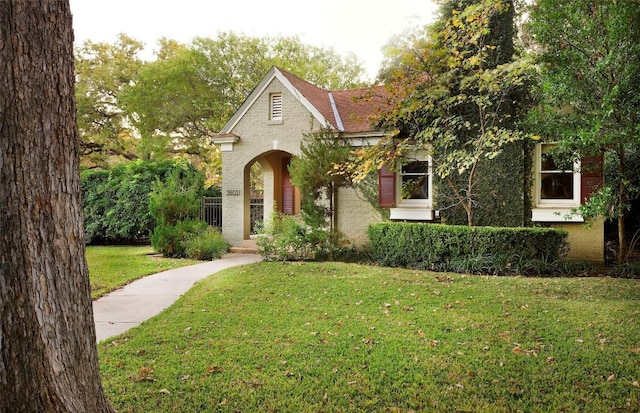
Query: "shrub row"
367 222 569 274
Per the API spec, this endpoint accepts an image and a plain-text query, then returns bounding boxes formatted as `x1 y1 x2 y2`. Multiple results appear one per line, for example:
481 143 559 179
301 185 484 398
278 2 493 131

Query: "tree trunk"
617 145 628 264
0 1 114 412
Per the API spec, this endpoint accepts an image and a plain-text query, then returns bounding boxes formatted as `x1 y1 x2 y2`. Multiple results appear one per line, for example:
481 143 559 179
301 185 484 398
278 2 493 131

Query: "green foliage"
74 34 144 168
81 159 196 243
150 220 207 258
148 165 209 258
256 211 328 261
361 0 535 226
527 0 640 261
367 222 569 274
289 129 353 238
184 227 229 260
148 167 204 226
436 141 532 226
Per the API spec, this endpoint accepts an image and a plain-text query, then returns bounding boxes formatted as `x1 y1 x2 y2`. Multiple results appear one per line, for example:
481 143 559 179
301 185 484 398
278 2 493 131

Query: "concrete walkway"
93 253 262 342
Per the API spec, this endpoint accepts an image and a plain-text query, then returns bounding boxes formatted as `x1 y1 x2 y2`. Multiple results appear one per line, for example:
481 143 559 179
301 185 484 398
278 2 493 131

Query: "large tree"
120 33 367 162
363 0 533 226
0 1 114 411
527 0 640 263
75 34 144 168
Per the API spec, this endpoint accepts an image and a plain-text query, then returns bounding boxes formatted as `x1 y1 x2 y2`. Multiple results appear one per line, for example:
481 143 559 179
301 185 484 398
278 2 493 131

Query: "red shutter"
282 159 294 215
581 154 603 204
378 165 396 208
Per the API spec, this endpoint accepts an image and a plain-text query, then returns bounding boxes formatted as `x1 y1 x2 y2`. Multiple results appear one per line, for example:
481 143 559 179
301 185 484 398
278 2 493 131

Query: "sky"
70 0 439 80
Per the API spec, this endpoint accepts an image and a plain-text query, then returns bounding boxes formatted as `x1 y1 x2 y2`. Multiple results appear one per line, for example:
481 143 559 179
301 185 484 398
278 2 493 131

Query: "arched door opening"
242 151 300 242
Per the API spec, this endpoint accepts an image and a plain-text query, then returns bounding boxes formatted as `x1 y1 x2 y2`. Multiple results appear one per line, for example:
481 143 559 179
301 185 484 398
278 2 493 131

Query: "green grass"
86 245 199 299
99 262 640 412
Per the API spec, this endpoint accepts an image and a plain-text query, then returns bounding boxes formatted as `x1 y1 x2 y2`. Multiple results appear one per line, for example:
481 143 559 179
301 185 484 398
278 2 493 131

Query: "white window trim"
390 154 433 220
532 143 583 222
268 93 283 124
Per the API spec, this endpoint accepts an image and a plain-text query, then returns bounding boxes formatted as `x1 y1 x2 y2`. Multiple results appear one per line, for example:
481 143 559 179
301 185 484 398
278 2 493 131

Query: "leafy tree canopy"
526 0 640 262
75 32 367 176
355 0 534 226
75 33 144 167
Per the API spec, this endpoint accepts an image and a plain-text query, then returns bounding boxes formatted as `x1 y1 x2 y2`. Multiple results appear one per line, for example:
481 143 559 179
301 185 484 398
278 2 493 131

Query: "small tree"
288 129 353 250
149 163 206 257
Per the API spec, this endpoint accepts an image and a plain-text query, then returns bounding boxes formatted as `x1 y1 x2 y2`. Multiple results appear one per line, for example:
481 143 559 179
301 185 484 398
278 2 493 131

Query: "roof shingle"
278 68 388 134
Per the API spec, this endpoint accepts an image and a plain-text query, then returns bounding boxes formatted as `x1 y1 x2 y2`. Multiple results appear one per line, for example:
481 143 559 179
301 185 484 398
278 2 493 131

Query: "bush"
81 159 203 244
150 219 208 258
256 212 319 261
256 211 351 261
367 222 569 275
184 227 229 260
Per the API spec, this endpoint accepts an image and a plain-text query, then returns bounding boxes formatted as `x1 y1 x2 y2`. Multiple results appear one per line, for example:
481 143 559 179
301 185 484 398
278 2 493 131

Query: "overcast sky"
70 0 438 80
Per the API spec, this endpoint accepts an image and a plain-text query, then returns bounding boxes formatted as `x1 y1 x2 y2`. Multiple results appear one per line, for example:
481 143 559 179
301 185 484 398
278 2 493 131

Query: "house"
213 66 605 263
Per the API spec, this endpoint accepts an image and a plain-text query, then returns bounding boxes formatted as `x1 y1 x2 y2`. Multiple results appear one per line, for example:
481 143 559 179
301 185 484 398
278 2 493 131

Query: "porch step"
229 246 259 254
229 239 259 254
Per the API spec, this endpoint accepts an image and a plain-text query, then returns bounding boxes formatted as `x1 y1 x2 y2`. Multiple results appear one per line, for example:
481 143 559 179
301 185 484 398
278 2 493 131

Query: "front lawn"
87 245 199 299
99 262 640 412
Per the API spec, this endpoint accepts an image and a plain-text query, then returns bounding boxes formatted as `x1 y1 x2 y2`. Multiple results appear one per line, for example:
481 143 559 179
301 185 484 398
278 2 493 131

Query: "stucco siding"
336 187 383 248
552 217 604 263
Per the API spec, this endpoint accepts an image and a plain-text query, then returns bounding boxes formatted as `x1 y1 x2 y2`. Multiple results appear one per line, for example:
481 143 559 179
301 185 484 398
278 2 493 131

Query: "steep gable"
218 66 389 136
278 68 388 134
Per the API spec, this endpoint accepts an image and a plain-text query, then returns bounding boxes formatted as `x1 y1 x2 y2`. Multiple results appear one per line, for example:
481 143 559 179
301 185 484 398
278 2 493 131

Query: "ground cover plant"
98 262 640 412
86 245 199 299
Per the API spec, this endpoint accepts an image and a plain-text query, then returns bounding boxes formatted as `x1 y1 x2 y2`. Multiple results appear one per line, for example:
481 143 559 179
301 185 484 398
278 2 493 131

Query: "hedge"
367 222 569 270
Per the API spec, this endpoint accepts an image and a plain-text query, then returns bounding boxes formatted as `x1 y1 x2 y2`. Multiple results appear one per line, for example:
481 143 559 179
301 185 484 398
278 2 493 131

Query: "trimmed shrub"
184 227 229 260
367 222 569 274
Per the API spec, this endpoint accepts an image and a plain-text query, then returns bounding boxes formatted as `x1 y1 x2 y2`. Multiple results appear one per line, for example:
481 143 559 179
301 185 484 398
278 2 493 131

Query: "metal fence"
201 197 264 234
201 197 222 230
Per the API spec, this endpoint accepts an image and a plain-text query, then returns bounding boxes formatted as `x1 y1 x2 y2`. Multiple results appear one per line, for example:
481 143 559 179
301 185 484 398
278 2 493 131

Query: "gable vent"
270 93 283 120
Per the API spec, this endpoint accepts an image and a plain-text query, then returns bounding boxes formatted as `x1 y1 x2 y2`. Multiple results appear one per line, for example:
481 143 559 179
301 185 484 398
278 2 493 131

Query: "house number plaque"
226 189 241 196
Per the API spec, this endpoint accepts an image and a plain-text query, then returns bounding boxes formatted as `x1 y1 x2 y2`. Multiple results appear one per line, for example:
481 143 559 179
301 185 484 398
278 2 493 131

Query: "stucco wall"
336 187 383 248
551 217 604 263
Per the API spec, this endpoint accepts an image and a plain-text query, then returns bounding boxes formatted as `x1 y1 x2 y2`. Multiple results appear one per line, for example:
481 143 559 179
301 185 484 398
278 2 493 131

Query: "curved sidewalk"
93 253 262 342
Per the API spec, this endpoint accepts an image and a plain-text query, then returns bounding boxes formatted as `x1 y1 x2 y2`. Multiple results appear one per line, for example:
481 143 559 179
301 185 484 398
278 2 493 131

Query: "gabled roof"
218 66 389 136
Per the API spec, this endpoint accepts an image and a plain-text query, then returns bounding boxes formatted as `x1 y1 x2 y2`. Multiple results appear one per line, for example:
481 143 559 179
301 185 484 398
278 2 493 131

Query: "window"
400 160 430 201
379 155 433 220
536 143 580 206
532 143 582 222
269 93 282 122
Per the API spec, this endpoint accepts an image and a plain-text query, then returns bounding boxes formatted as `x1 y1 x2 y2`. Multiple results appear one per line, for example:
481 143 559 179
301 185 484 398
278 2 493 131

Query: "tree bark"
617 145 628 264
0 1 114 412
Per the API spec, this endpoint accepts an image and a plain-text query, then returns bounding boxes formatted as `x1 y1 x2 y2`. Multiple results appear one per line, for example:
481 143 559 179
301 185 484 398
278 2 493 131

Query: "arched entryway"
241 150 300 243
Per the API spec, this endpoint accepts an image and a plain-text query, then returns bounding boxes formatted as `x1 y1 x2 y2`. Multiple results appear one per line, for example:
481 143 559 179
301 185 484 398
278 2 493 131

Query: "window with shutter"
379 154 433 220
